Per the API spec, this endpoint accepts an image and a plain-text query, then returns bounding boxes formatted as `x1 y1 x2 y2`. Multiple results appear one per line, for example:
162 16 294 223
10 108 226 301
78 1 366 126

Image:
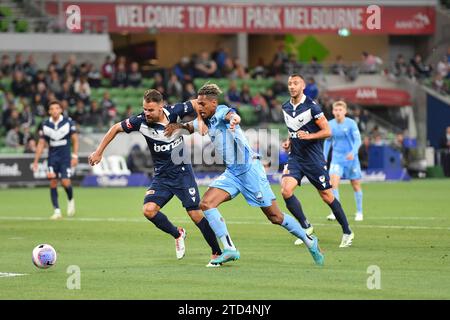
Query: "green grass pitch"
0 179 449 299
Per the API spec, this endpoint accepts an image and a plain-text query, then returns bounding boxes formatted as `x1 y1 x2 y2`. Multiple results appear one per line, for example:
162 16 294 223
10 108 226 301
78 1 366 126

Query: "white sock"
219 235 236 251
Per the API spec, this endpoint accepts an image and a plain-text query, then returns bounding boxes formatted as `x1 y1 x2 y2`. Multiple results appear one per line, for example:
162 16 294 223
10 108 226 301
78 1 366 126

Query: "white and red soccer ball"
32 244 57 269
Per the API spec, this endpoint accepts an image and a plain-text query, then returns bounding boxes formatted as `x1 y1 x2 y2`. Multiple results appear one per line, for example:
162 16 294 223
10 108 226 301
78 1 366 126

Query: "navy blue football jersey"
282 95 326 163
39 115 77 163
121 101 194 176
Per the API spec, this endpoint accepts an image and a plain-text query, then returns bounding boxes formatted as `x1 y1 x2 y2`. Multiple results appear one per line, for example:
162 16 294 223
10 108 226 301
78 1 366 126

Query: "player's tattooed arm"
88 122 124 166
297 116 331 140
164 122 194 137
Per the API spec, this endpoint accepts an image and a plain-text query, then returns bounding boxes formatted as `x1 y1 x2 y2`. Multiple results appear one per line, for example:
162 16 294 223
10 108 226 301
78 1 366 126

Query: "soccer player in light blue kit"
324 101 364 222
173 83 324 266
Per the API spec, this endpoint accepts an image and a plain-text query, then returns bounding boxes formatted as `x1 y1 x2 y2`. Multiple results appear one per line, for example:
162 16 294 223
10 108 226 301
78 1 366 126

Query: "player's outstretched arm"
32 138 46 172
71 133 79 168
88 123 123 166
164 122 194 137
297 116 331 140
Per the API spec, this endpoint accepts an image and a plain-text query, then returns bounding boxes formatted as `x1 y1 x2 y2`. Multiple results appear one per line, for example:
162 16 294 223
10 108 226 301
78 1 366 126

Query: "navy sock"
196 218 222 255
284 195 311 229
148 211 180 239
64 186 73 200
50 187 59 209
328 199 352 234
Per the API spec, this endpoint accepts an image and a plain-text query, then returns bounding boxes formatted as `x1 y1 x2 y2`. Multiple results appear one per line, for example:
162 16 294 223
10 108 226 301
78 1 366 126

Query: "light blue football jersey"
324 117 361 162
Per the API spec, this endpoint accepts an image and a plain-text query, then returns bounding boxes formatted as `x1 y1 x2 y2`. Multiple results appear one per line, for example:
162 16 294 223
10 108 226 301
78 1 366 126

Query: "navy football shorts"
47 160 72 179
143 170 200 211
282 157 332 191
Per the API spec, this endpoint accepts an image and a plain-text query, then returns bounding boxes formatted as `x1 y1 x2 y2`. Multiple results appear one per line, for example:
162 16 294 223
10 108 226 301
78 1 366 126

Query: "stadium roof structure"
54 0 438 6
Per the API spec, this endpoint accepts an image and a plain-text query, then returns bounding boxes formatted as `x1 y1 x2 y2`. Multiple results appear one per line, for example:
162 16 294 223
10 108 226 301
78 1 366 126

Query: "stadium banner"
0 154 90 186
80 169 410 188
326 87 412 106
51 2 435 34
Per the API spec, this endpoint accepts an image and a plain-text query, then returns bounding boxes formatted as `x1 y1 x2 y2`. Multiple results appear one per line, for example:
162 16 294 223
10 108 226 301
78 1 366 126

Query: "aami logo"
153 137 183 152
356 88 377 99
395 12 430 29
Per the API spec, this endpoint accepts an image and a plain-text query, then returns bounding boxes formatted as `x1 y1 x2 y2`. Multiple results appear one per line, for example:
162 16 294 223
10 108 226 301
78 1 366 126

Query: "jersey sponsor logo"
153 136 183 152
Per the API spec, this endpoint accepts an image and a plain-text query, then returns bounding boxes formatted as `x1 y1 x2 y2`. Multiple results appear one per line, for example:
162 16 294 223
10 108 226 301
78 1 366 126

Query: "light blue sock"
332 188 340 201
354 190 363 213
204 208 235 250
281 213 313 248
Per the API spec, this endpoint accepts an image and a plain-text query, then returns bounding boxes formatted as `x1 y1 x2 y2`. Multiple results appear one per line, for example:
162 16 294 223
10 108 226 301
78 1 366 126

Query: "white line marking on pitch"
0 272 28 278
0 216 449 231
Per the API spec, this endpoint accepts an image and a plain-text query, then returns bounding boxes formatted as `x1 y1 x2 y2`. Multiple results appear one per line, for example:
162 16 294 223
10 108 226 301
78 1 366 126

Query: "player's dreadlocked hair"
197 83 223 100
143 89 163 103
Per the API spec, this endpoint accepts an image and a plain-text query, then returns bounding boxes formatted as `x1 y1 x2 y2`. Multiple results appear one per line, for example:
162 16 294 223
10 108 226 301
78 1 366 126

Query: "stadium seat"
14 19 28 32
106 155 131 175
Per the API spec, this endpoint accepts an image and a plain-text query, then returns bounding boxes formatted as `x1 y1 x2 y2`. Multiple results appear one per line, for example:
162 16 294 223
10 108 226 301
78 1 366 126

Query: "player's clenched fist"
88 151 102 166
297 130 310 140
281 139 290 151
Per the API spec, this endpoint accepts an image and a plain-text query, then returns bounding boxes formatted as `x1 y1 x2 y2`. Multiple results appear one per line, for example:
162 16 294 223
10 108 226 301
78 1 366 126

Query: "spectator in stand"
87 62 101 88
272 44 288 72
63 54 80 79
11 70 28 97
330 55 346 76
284 53 303 76
225 81 241 106
358 136 370 169
194 51 218 78
432 73 448 95
437 55 449 79
85 100 104 129
100 91 117 125
74 76 91 104
173 56 194 84
5 124 22 148
351 107 368 133
1 54 11 76
182 82 197 101
101 55 115 80
233 58 249 79
128 62 142 87
251 91 270 122
166 73 183 101
23 54 38 81
307 56 323 75
122 105 134 119
212 45 229 77
151 73 166 92
303 77 319 100
112 62 127 87
271 73 288 96
46 70 62 96
12 53 24 73
410 53 432 79
60 99 70 118
48 53 62 75
58 81 76 106
71 99 87 125
20 123 32 146
24 137 37 154
20 104 34 127
32 93 46 117
393 54 408 78
251 57 267 79
240 83 252 104
391 132 409 167
361 51 383 74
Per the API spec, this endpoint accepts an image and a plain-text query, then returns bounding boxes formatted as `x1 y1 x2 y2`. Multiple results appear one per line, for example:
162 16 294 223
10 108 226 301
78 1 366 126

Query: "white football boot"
355 212 363 221
50 208 62 220
326 212 336 221
67 199 76 217
175 227 186 259
339 232 355 248
294 225 315 245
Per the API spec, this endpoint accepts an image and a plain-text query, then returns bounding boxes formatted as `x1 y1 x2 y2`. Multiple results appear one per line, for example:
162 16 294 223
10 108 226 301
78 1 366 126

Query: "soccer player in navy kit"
88 89 223 265
280 74 354 248
33 100 79 220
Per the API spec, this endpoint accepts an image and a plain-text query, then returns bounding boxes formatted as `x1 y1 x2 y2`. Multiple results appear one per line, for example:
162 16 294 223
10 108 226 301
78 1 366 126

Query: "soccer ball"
32 244 57 269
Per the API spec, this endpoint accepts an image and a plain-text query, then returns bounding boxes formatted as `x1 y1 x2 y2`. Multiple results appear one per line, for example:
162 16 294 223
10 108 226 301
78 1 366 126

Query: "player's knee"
199 198 214 212
143 203 159 219
281 186 294 199
320 191 334 204
267 213 283 225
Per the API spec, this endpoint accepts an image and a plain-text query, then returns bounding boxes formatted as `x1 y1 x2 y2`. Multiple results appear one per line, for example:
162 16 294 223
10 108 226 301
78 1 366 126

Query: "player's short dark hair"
48 100 62 108
198 83 222 101
143 89 163 103
288 73 305 81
